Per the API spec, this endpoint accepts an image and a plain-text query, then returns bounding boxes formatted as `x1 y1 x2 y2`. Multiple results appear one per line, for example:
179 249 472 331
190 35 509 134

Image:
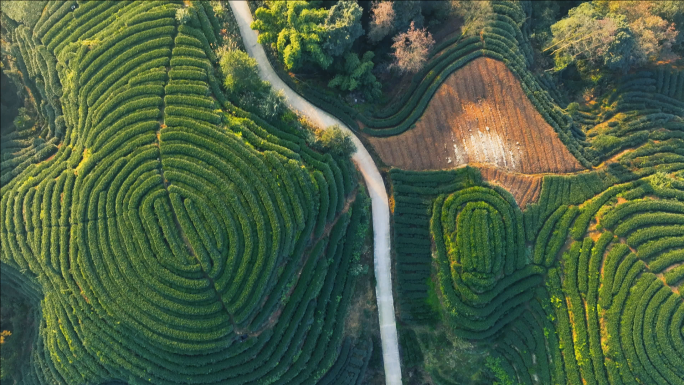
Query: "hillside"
0 2 373 384
368 58 585 174
2 1 684 385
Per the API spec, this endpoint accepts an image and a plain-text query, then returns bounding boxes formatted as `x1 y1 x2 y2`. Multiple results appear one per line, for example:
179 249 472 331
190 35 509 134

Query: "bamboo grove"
0 1 372 384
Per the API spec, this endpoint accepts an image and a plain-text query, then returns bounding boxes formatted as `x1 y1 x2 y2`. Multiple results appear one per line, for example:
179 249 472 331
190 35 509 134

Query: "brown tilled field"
367 57 584 174
478 165 542 209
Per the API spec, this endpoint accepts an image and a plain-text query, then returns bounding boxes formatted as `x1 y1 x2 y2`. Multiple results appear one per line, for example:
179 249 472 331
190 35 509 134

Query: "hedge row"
1 2 367 383
389 167 481 324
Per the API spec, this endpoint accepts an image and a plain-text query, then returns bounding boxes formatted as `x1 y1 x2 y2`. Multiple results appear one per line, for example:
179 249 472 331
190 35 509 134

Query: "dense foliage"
391 140 684 383
250 1 335 71
0 1 372 384
328 51 382 101
547 1 682 74
370 2 684 384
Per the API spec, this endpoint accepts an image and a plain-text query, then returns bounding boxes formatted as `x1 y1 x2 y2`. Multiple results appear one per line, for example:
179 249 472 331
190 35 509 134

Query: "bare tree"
391 21 435 73
369 1 395 43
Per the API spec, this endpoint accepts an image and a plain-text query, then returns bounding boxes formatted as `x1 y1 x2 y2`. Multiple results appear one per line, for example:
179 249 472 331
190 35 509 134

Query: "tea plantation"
379 1 684 384
2 1 684 384
1 1 373 384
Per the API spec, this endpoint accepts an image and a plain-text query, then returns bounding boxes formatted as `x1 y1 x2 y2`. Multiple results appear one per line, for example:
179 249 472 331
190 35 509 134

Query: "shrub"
176 7 190 25
328 51 382 101
218 48 267 98
312 125 356 157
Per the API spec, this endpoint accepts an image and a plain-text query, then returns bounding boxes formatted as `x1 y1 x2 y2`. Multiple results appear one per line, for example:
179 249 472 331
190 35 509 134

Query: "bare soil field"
367 57 585 174
478 165 542 209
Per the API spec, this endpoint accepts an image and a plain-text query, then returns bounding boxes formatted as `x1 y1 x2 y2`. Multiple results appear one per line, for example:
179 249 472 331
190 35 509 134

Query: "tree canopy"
328 51 382 101
368 1 395 43
451 1 494 37
251 1 331 70
323 1 364 57
219 49 267 98
391 21 435 73
314 125 356 157
251 1 365 71
548 1 681 74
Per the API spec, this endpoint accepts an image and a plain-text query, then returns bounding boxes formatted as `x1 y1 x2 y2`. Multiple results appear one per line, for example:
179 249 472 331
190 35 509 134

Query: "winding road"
228 2 402 384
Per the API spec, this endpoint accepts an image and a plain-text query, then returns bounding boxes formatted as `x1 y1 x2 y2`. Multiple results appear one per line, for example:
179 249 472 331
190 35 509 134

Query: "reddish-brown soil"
478 165 542 209
367 58 585 174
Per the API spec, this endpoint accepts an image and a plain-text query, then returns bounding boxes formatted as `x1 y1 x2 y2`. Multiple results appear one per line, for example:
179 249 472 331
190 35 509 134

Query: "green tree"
451 1 494 37
323 1 364 57
393 1 423 32
547 3 635 73
251 1 332 71
219 49 287 120
485 357 515 385
651 1 684 53
548 1 680 75
315 125 356 157
328 51 382 101
256 89 287 120
0 0 47 27
219 49 268 98
13 107 34 131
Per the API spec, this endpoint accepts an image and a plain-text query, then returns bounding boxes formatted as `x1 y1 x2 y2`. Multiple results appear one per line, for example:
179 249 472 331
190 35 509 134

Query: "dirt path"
228 2 402 384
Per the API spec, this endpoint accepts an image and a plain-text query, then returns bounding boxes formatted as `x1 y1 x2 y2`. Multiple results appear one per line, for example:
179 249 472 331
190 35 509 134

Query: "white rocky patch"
465 127 519 170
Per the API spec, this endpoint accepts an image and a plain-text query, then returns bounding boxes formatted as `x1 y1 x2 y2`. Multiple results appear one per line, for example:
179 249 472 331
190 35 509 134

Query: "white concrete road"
228 2 402 384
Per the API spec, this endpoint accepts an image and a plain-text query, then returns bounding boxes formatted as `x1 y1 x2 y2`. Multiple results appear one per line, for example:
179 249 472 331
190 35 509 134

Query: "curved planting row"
1 1 369 384
389 167 481 324
581 68 684 163
391 130 684 382
541 173 684 385
260 1 591 167
431 184 544 339
0 17 64 185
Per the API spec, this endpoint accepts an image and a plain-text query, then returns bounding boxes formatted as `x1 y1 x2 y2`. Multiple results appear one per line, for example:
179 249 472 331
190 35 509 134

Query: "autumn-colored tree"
391 21 435 73
547 3 633 72
0 330 11 344
368 1 395 43
607 1 679 65
548 1 680 74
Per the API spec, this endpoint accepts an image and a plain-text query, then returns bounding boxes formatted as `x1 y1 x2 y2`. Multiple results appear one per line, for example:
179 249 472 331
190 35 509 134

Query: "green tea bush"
0 2 368 383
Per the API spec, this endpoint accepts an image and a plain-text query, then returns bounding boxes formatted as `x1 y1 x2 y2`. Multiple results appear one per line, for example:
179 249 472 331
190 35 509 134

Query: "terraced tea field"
478 166 541 210
1 1 374 384
2 1 683 385
370 2 684 384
